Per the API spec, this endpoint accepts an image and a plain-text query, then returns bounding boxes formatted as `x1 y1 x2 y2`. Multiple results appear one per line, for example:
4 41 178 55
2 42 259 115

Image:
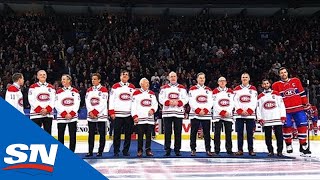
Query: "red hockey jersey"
272 78 307 113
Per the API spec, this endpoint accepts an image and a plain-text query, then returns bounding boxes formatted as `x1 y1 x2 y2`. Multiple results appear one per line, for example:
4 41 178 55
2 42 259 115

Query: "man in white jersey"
257 79 286 156
233 73 257 156
28 70 55 134
109 70 135 157
55 74 80 152
188 72 213 156
159 71 189 156
85 73 109 157
212 77 235 155
5 73 25 114
131 78 158 157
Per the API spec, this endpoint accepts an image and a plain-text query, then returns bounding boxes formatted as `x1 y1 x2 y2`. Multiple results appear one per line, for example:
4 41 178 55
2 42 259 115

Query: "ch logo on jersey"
140 99 152 107
196 95 207 103
263 101 276 109
90 97 100 106
284 88 296 97
119 93 131 101
239 95 251 103
18 98 23 107
62 98 74 106
168 93 179 99
218 99 230 107
37 93 50 102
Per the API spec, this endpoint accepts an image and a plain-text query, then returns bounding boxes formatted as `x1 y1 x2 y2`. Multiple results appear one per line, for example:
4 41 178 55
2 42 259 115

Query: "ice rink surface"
73 138 320 180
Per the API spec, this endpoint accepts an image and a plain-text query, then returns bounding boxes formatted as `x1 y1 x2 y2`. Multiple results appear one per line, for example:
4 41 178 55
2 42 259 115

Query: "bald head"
168 71 177 84
37 70 47 83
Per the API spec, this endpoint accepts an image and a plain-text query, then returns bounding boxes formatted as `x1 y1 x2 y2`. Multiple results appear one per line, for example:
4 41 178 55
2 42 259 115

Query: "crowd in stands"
0 13 319 109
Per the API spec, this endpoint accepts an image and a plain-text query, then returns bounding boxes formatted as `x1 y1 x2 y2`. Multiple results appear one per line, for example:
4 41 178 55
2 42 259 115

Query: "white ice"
70 138 320 180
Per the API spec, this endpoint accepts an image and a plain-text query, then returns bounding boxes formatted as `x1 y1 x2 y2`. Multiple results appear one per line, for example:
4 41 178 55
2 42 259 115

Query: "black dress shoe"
277 152 284 157
249 151 256 156
206 151 214 156
146 151 154 157
137 150 143 157
191 150 196 156
164 151 171 156
227 151 234 155
96 152 102 157
268 152 274 157
114 153 119 157
175 152 181 156
85 153 93 157
123 152 130 156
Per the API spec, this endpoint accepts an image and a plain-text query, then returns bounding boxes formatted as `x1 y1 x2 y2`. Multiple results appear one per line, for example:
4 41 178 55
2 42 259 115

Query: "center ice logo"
3 144 58 173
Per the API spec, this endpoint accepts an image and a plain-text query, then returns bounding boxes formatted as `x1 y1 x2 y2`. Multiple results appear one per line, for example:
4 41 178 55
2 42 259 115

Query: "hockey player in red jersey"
307 105 319 136
272 67 311 155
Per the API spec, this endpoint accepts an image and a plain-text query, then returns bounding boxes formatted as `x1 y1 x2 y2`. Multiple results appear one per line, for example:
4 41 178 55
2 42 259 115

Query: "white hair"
168 71 177 77
139 78 149 86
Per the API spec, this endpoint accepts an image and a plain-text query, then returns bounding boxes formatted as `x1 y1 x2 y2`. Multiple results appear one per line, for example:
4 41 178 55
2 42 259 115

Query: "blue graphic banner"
0 98 107 180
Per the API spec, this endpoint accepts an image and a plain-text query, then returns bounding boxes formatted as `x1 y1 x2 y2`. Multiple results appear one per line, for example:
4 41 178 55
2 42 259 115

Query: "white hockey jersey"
55 87 81 123
257 90 286 126
188 85 213 120
28 82 55 119
131 89 158 125
212 87 235 122
159 83 189 118
5 83 24 114
85 84 108 122
109 82 135 117
233 84 257 119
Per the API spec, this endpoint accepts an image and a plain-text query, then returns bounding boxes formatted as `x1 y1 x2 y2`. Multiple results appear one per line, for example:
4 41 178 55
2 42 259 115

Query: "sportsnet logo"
3 144 58 174
0 98 107 180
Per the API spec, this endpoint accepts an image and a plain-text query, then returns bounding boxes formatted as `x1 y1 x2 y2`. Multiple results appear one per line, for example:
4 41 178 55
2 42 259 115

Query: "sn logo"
3 144 58 173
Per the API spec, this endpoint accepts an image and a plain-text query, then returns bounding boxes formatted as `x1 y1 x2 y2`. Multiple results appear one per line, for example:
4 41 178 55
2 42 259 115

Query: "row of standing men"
4 67 313 157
